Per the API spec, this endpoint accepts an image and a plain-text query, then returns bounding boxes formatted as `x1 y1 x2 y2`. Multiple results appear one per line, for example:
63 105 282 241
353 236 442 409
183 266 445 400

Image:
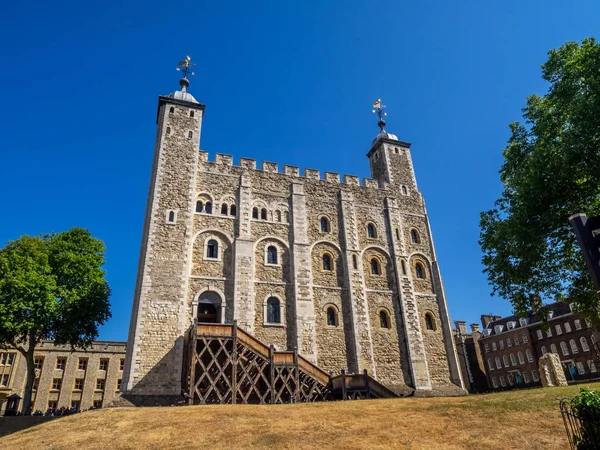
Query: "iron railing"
559 397 600 449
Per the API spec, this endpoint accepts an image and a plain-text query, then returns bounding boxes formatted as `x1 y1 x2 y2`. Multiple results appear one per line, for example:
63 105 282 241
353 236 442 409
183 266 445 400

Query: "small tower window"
320 217 330 233
370 258 380 275
275 210 281 222
252 207 259 219
261 208 267 220
415 262 425 279
169 106 174 114
352 254 358 270
190 111 195 118
267 246 278 265
367 223 376 239
411 230 420 244
166 126 171 135
402 186 408 195
395 228 400 240
379 310 391 329
266 297 281 324
230 205 237 216
401 260 407 275
425 313 435 331
168 211 175 223
284 211 289 223
322 254 332 271
394 147 399 154
326 307 338 327
196 201 203 213
205 202 212 214
221 204 228 215
188 131 193 139
206 239 218 259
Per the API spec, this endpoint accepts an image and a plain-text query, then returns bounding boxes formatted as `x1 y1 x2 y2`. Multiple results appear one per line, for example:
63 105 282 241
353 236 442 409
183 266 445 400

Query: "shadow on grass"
0 416 58 438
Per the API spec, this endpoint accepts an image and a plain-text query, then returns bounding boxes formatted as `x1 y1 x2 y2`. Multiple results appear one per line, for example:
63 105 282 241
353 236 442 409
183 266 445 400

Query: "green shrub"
570 388 600 449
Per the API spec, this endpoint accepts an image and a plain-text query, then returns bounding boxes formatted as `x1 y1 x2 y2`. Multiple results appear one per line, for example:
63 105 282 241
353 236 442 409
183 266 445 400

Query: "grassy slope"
2 382 596 450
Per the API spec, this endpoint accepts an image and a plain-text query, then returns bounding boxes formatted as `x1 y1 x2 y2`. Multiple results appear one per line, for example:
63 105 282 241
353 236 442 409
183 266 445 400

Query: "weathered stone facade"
122 80 465 402
0 341 125 414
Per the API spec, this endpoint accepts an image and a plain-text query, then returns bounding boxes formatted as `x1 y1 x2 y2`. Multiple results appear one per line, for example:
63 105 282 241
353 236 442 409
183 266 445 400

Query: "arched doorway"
197 291 222 323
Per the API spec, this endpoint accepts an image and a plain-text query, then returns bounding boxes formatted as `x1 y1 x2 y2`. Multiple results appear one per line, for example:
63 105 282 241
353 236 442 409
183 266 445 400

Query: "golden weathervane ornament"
176 55 196 79
372 98 388 132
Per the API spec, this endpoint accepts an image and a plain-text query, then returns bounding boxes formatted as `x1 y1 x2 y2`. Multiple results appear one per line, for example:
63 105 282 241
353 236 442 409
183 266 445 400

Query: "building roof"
165 89 199 104
483 301 573 337
371 130 399 147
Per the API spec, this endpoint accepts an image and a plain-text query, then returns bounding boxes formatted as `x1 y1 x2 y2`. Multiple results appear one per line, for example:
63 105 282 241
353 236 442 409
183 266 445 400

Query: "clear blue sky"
1 1 599 341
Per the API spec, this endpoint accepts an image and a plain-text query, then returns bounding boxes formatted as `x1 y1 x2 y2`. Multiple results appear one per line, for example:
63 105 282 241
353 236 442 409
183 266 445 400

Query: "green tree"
0 228 111 414
480 37 600 320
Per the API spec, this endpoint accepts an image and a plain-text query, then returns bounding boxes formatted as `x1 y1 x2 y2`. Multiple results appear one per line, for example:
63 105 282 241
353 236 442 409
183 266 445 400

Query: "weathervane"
372 98 387 132
176 55 196 78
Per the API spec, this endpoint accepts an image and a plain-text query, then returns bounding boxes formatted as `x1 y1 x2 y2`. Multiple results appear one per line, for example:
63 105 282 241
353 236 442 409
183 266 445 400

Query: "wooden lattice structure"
185 320 399 405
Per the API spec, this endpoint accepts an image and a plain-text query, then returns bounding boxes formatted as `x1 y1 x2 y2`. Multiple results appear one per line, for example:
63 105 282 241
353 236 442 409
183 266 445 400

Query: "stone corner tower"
122 66 205 404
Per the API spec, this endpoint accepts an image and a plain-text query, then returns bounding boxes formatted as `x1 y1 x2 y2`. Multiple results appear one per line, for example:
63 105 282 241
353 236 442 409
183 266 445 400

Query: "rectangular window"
56 357 67 370
523 372 531 383
522 333 528 343
484 344 490 353
96 379 105 391
1 374 9 387
500 376 506 387
536 330 543 340
74 378 84 390
93 400 103 408
588 360 597 373
120 358 125 371
576 362 586 375
492 378 498 388
506 338 512 347
555 324 562 335
34 357 44 370
532 370 539 382
52 378 62 391
575 319 582 330
492 342 497 351
564 322 572 333
546 329 553 338
99 359 109 371
499 340 504 349
116 379 122 391
48 401 57 410
514 335 520 345
78 358 88 370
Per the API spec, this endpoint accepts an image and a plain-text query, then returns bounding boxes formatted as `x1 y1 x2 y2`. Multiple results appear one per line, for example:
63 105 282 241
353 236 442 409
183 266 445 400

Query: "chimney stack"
454 321 467 335
470 323 480 333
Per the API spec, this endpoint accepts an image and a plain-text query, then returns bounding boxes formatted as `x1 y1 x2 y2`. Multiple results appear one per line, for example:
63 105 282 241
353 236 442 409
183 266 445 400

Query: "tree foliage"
0 228 111 414
480 38 600 320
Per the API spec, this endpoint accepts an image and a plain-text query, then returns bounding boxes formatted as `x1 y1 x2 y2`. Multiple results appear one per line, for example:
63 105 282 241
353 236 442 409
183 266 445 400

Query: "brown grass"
2 382 597 450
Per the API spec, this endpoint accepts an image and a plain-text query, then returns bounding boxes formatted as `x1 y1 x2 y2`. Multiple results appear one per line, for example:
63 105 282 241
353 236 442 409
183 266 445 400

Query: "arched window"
401 260 407 275
379 310 390 329
196 201 203 213
425 313 434 331
261 208 267 220
411 230 420 244
555 324 562 335
169 106 174 114
267 246 278 265
518 351 525 364
402 186 408 195
506 337 512 347
367 223 376 238
352 254 357 270
541 346 547 355
488 358 494 371
560 341 569 356
326 307 337 326
284 211 289 222
415 263 424 279
320 217 330 232
275 211 281 222
510 353 517 366
526 349 534 362
266 297 281 324
205 202 212 214
190 111 195 118
570 339 579 354
252 207 259 219
188 131 193 139
551 344 558 354
166 126 171 135
168 211 175 222
564 322 571 333
230 205 236 216
322 253 332 271
370 258 380 275
503 355 509 367
206 239 218 259
495 357 502 369
221 204 228 215
581 337 590 352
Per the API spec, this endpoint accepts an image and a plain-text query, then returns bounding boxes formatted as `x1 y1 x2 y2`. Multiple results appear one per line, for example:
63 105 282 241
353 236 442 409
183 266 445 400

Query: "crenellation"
343 175 359 186
240 157 256 170
261 161 278 173
324 172 340 183
362 178 379 189
215 153 233 166
284 165 300 176
304 168 321 180
198 151 209 162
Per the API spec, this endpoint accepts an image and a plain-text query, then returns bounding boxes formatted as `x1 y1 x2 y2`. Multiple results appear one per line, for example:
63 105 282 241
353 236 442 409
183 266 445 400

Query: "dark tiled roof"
484 302 572 336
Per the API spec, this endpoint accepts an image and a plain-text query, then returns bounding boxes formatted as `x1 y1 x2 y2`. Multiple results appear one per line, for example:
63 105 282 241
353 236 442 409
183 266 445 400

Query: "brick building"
0 341 125 415
121 66 466 404
477 302 600 390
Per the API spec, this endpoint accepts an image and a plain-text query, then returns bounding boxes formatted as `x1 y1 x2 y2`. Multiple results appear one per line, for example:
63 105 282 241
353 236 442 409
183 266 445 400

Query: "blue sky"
1 1 599 341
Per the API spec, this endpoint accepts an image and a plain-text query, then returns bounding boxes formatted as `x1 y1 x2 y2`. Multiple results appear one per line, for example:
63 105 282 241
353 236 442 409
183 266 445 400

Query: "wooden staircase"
184 320 398 405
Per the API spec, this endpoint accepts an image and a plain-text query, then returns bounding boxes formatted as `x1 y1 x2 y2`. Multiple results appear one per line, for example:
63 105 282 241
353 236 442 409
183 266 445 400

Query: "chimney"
481 314 495 329
454 321 467 335
470 323 480 333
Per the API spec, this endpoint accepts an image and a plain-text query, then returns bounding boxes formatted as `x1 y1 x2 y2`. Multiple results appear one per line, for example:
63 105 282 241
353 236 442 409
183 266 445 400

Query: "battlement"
199 151 388 190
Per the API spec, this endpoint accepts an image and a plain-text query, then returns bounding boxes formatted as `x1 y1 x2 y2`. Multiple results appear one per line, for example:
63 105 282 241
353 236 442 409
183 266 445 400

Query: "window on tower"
206 240 218 259
261 208 267 220
370 258 380 275
221 204 228 215
252 207 259 219
188 131 193 139
230 205 237 216
190 111 195 118
169 106 174 114
322 253 332 271
267 246 278 265
411 229 420 244
196 201 203 213
166 126 171 135
204 202 212 214
367 223 377 239
415 263 425 279
320 217 330 233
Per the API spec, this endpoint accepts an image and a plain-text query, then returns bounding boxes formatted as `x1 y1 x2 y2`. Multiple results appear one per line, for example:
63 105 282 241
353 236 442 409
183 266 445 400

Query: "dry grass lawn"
2 382 597 450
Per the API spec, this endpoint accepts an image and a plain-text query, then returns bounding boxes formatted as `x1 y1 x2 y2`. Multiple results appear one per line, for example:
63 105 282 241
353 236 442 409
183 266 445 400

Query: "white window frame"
503 355 510 368
522 333 529 343
576 362 586 375
560 341 569 356
263 295 285 327
526 349 534 363
203 235 224 262
575 319 582 330
532 370 539 382
484 344 490 353
523 372 531 383
564 322 572 333
518 351 525 365
588 360 597 373
570 339 579 354
581 337 590 352
555 324 562 335
492 342 497 351
499 340 504 350
506 338 512 347
264 242 283 267
536 330 543 340
541 346 547 355
551 344 558 354
510 353 517 366
492 377 498 388
495 357 502 369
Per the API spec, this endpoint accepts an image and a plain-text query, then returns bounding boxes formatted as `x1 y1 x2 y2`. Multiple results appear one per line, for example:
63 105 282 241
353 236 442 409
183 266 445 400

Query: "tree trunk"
20 333 38 416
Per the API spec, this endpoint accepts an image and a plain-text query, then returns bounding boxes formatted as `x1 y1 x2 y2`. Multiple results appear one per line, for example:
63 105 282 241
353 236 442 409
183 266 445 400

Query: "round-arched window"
267 246 278 265
379 310 391 329
370 258 380 275
322 253 332 271
206 239 219 259
266 297 281 324
411 230 420 244
425 313 435 331
367 223 377 239
326 307 337 326
321 217 330 233
415 262 425 279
